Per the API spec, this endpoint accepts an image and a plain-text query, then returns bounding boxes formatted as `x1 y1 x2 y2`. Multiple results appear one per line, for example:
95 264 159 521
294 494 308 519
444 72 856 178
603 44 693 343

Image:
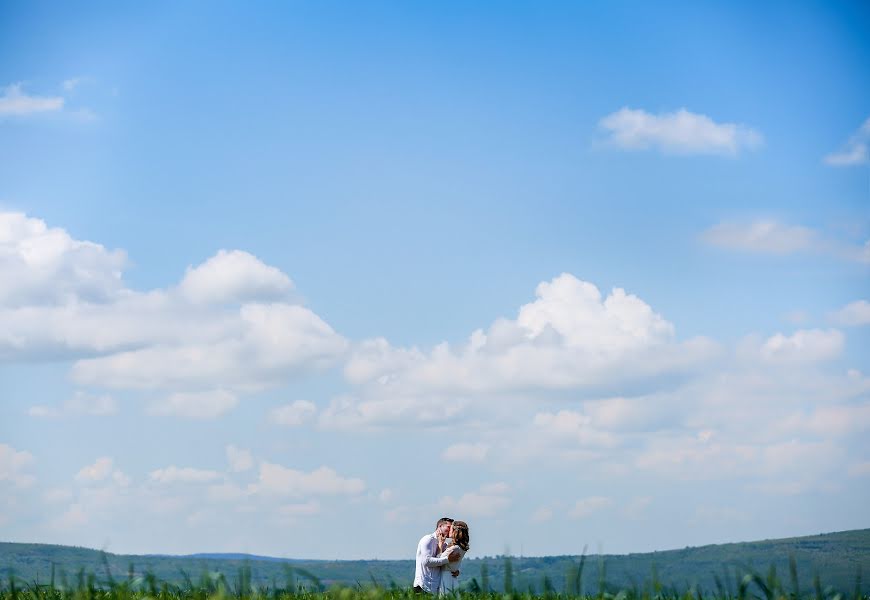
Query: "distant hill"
2 529 868 594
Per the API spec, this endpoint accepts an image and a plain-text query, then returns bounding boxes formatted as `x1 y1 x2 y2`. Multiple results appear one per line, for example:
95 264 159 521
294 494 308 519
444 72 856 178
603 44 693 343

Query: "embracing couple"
413 517 471 594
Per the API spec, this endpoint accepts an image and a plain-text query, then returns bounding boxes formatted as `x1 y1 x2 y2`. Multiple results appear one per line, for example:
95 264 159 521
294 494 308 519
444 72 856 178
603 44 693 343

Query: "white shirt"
413 532 449 592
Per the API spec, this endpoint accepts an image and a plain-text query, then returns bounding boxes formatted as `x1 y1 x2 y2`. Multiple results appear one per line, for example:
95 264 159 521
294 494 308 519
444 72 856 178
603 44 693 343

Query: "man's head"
436 517 454 536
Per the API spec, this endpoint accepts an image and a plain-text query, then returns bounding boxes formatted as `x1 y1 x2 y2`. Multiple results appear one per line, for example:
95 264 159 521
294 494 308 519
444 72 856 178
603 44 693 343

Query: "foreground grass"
1 559 865 600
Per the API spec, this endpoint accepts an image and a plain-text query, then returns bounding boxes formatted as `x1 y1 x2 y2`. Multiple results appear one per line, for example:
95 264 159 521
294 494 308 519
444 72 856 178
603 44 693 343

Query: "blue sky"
0 1 868 560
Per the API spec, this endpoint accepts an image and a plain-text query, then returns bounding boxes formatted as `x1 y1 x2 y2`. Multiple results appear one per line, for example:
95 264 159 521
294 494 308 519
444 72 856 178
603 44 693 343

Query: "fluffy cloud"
0 212 125 309
830 300 870 327
0 443 35 488
0 212 347 399
147 390 239 419
178 250 293 305
72 304 346 391
269 400 317 426
149 466 222 485
745 329 844 364
255 462 365 496
326 274 715 429
599 108 762 156
0 83 64 116
825 116 870 166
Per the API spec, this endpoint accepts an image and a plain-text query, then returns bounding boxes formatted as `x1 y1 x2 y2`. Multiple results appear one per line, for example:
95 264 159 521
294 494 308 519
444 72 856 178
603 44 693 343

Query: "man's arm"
419 537 460 567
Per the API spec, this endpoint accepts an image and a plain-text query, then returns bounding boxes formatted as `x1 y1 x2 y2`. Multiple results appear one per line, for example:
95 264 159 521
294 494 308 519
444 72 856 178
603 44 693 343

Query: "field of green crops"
2 559 866 600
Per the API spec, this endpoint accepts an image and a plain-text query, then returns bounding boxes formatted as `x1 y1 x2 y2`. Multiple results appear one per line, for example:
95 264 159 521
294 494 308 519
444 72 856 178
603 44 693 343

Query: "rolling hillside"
2 529 868 594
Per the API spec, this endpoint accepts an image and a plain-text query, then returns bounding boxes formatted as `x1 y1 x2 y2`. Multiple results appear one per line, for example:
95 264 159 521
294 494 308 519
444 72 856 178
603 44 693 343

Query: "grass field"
1 555 866 600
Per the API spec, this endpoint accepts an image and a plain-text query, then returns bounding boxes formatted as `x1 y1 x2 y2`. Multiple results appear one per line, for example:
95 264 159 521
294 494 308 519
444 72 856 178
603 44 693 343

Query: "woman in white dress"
439 520 470 594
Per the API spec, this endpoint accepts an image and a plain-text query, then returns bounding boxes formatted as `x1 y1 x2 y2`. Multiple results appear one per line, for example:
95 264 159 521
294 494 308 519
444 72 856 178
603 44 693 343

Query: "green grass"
1 556 866 600
2 530 868 600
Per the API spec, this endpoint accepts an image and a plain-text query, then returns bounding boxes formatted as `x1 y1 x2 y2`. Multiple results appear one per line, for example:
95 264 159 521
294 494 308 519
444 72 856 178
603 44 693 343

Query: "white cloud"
753 329 844 364
701 221 816 254
701 220 869 263
830 300 870 327
149 466 222 485
825 117 870 166
1 212 347 396
533 410 618 447
599 107 762 156
226 445 254 472
326 274 715 430
0 83 64 116
147 390 238 419
75 457 114 483
72 303 347 391
0 443 35 488
0 212 126 309
441 442 490 463
255 462 365 496
438 482 511 518
178 250 294 305
30 391 117 418
269 400 317 426
569 496 612 519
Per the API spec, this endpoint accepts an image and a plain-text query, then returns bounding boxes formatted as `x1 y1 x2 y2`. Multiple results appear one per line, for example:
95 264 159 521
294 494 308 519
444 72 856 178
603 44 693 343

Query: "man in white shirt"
413 517 461 593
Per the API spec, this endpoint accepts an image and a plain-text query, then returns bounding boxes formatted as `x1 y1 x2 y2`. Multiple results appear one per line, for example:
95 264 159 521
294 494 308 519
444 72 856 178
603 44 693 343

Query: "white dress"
439 540 467 593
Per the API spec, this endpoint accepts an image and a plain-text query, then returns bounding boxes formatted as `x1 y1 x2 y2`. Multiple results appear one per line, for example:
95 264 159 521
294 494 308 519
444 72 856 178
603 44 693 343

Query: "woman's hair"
450 521 470 551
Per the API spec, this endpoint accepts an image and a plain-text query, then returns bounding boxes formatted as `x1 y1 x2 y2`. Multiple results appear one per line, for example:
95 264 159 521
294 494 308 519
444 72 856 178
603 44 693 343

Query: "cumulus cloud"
149 466 222 485
830 300 870 327
0 83 64 116
325 274 715 429
0 212 126 309
824 117 870 166
269 400 317 426
178 250 294 305
0 443 35 488
147 390 239 419
599 108 762 156
72 304 347 391
747 329 844 364
1 212 347 398
255 462 365 497
441 442 490 463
